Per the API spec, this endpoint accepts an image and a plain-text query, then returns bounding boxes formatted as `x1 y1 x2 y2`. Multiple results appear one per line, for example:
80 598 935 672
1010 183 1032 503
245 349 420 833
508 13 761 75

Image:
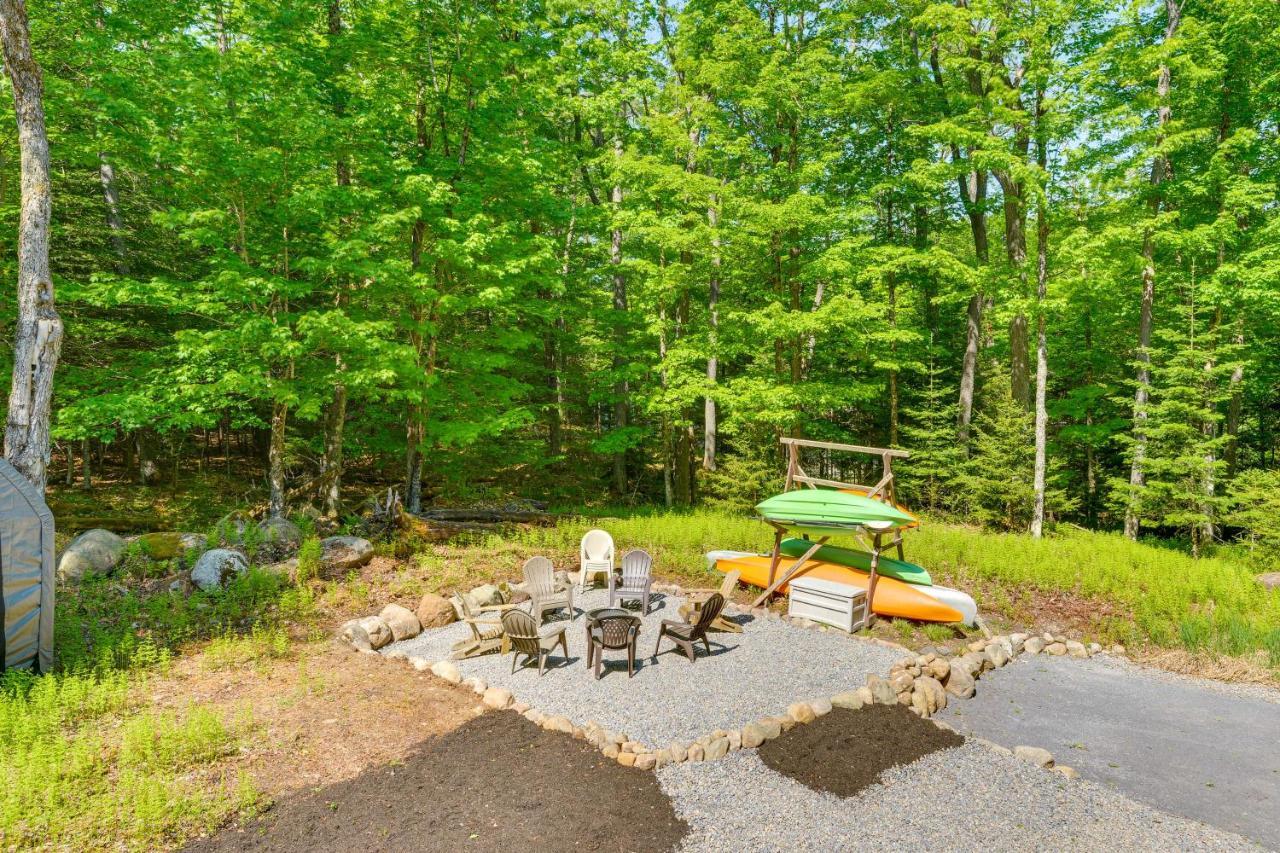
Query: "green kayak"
779 537 933 586
755 489 916 530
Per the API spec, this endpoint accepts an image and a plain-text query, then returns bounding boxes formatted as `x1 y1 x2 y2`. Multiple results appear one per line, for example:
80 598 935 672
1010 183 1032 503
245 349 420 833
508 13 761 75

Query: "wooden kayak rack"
752 437 911 619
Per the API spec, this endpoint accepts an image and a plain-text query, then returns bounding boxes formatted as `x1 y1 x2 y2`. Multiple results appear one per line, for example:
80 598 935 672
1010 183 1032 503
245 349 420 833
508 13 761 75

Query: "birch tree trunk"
703 193 720 471
1125 0 1181 540
0 0 62 493
1031 100 1050 538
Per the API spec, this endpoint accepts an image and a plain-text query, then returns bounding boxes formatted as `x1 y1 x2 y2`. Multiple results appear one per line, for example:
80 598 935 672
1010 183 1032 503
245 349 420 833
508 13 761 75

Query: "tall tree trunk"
80 437 91 489
268 400 287 518
321 0 349 519
610 131 628 496
957 293 983 446
136 427 159 484
1225 316 1244 474
1125 0 1181 540
956 170 989 447
98 152 129 274
0 0 61 493
1031 97 1049 539
703 193 720 471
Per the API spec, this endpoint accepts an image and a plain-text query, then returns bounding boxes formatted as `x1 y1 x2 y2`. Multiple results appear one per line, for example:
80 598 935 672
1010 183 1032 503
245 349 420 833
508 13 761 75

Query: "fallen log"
416 507 550 525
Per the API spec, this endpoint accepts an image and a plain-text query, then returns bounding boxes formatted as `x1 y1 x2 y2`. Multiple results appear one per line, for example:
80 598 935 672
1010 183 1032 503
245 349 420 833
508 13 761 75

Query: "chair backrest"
502 609 540 655
593 614 638 649
522 556 556 597
718 569 741 599
619 549 652 586
452 593 488 640
581 529 614 563
691 593 725 639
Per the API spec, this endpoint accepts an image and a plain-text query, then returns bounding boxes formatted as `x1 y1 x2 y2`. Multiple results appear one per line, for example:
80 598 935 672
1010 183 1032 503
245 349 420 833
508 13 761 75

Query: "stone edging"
348 582 1114 781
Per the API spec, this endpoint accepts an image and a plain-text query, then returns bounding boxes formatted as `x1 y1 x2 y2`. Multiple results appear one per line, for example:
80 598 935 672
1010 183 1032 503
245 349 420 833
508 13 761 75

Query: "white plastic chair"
578 529 615 592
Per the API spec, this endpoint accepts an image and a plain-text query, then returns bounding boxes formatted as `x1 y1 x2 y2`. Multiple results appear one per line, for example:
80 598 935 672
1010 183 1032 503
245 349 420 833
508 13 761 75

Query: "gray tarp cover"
0 458 54 671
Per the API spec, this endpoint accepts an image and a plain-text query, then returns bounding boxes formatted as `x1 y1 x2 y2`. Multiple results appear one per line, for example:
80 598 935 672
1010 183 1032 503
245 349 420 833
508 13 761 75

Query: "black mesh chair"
653 593 724 663
588 613 641 679
502 608 569 676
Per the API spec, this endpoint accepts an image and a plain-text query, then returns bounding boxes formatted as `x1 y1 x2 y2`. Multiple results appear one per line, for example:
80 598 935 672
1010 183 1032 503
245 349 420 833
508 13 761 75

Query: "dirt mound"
184 710 688 852
758 704 964 797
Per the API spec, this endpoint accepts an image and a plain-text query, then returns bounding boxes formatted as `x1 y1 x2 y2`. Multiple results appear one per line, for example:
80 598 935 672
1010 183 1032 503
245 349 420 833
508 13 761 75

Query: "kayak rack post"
752 530 829 608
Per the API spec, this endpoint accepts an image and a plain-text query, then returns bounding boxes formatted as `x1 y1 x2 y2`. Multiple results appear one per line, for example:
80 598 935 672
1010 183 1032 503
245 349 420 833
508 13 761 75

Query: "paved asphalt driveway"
938 654 1280 850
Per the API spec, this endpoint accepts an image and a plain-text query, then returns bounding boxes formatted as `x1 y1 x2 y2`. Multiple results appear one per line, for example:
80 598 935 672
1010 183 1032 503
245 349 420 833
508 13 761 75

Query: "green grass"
0 544 309 850
501 509 1280 666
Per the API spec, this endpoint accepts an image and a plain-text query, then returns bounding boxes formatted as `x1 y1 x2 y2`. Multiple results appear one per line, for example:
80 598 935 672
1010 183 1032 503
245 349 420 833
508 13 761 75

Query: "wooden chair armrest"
464 616 504 627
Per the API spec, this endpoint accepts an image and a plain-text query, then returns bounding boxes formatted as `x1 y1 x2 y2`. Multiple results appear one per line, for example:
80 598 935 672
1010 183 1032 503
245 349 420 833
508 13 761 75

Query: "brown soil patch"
183 710 688 853
758 704 964 798
151 639 483 799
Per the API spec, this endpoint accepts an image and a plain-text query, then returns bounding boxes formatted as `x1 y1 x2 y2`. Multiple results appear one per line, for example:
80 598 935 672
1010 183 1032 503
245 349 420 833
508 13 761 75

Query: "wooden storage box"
788 575 868 633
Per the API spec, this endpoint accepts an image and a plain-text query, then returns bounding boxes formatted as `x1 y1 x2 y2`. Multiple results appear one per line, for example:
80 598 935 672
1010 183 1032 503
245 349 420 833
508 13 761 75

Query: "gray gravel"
936 654 1280 849
384 587 901 745
658 742 1261 852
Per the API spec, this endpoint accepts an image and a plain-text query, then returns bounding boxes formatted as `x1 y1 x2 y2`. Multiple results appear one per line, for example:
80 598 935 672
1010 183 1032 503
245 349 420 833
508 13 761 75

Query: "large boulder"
134 531 204 561
379 603 422 642
57 529 126 581
464 583 503 610
320 536 374 571
1256 572 1280 592
257 517 302 550
416 593 457 628
191 548 249 591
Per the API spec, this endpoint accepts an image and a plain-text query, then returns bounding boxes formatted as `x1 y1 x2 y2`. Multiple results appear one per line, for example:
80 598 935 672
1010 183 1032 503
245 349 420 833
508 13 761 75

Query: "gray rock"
1014 745 1055 767
1024 636 1046 655
987 643 1010 668
867 674 898 705
1066 640 1088 658
341 620 373 651
190 548 249 591
257 516 302 552
379 603 422 641
944 664 976 699
356 615 393 649
831 690 866 710
57 529 126 581
466 583 504 609
1046 642 1068 656
320 535 374 570
1257 572 1280 591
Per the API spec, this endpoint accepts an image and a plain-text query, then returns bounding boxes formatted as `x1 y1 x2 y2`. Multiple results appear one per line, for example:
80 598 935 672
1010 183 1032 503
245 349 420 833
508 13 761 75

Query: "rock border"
346 583 1108 782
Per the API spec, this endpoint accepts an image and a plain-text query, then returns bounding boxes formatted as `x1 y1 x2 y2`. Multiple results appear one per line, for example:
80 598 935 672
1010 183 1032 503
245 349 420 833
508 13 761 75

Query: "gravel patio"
658 742 1260 852
382 587 902 745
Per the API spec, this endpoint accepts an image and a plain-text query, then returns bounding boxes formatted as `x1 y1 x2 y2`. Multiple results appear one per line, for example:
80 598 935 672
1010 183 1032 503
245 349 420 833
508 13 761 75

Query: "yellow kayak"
712 552 965 624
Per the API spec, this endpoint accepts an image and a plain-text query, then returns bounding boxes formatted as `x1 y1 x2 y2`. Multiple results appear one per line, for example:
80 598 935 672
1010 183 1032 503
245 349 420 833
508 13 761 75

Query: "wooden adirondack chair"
653 593 725 662
449 593 508 659
678 569 742 633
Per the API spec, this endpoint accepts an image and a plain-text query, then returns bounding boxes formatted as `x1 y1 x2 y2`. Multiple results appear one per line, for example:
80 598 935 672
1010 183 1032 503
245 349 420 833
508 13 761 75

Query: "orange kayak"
713 552 964 623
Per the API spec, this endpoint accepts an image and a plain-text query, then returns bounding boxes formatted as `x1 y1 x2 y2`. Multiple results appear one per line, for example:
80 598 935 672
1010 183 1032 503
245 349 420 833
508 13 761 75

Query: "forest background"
4 0 1280 565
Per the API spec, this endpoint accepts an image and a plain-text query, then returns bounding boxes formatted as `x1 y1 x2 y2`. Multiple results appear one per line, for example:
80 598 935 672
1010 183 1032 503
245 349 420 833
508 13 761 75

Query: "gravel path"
659 743 1261 852
937 654 1280 849
384 588 901 745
